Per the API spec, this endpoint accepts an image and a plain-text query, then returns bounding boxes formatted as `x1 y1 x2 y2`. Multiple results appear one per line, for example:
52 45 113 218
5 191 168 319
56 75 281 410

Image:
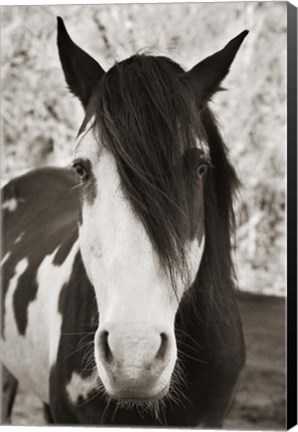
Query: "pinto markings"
1 241 79 403
35 240 80 369
1 258 30 383
1 252 11 267
14 232 25 244
66 370 99 405
2 198 18 212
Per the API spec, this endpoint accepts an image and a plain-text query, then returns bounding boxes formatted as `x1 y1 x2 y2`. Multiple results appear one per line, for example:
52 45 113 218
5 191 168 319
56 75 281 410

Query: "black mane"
88 54 239 307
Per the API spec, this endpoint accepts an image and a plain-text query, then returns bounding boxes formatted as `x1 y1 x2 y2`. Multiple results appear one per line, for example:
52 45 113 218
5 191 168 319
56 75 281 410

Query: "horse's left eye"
73 162 89 181
196 163 208 178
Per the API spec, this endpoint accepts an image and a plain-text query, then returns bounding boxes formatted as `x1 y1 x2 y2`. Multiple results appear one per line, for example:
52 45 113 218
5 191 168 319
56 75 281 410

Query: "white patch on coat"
36 240 80 369
66 370 99 405
1 258 29 382
2 198 18 212
1 241 79 403
14 232 25 244
1 252 11 266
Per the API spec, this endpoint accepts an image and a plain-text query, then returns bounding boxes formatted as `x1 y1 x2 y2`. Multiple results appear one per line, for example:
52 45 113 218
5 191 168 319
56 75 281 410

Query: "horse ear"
57 17 105 109
187 30 248 105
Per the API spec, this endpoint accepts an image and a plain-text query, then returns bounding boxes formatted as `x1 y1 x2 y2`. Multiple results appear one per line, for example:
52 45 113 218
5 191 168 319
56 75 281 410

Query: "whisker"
160 400 167 426
65 341 93 359
177 350 207 364
175 328 204 350
111 400 120 423
65 338 94 360
163 359 192 411
61 331 95 336
77 389 102 408
177 339 202 355
100 389 113 423
81 351 96 375
70 182 84 191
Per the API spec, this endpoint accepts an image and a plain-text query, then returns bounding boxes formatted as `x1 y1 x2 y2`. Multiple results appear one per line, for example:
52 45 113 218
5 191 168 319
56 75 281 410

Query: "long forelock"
91 55 205 288
86 54 238 305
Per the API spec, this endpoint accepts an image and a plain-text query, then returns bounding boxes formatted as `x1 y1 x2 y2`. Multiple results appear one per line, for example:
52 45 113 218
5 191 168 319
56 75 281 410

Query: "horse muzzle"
94 324 176 401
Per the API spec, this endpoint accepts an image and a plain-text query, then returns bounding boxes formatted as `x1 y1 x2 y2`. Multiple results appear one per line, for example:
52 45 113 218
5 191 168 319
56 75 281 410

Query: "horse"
1 17 248 427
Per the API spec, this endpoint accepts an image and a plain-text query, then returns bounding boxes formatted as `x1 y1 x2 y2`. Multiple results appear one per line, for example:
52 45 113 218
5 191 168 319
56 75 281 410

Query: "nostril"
155 332 168 361
99 330 113 364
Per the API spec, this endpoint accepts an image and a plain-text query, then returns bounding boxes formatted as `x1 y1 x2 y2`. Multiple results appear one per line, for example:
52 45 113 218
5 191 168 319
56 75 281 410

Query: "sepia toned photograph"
1 2 288 429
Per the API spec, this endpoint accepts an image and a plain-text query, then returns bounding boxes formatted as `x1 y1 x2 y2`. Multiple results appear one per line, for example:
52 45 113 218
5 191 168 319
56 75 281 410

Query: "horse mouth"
106 384 170 405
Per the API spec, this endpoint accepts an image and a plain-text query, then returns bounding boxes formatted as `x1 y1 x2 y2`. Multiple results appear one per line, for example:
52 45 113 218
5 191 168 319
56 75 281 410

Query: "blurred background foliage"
1 3 286 296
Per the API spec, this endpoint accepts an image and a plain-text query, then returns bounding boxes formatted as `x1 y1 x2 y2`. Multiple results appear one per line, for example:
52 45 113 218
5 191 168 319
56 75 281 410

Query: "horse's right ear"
57 17 105 109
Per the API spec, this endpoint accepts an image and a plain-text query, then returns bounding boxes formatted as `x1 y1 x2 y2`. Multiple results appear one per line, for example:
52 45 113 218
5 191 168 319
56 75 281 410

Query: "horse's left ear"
57 17 105 109
187 30 249 105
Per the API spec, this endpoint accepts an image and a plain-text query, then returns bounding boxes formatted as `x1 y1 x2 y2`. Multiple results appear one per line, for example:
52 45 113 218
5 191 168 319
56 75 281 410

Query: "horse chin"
106 383 170 406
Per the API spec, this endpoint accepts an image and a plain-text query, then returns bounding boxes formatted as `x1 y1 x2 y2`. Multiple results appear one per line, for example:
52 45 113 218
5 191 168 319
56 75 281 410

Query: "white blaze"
75 137 205 395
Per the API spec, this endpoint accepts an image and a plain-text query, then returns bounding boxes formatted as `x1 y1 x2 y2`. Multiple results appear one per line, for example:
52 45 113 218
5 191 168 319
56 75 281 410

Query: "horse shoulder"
1 167 81 403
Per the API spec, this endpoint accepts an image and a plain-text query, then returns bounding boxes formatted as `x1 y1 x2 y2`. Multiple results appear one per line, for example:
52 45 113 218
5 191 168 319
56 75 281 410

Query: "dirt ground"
9 293 286 429
225 293 285 430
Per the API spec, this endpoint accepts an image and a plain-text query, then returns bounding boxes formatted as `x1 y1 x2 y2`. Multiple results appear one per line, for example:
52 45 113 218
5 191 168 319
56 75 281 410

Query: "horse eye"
196 163 208 178
73 162 89 181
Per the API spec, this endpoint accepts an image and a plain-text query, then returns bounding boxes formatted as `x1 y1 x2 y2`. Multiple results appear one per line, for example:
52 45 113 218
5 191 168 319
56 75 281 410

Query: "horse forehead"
74 117 99 160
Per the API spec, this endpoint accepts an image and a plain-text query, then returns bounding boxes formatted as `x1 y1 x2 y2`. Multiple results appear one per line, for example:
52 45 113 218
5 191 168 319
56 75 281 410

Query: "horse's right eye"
72 161 89 182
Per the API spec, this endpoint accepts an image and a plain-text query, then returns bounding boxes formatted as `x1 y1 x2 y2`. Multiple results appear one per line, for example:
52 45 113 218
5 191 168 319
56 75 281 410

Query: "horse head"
57 17 247 404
